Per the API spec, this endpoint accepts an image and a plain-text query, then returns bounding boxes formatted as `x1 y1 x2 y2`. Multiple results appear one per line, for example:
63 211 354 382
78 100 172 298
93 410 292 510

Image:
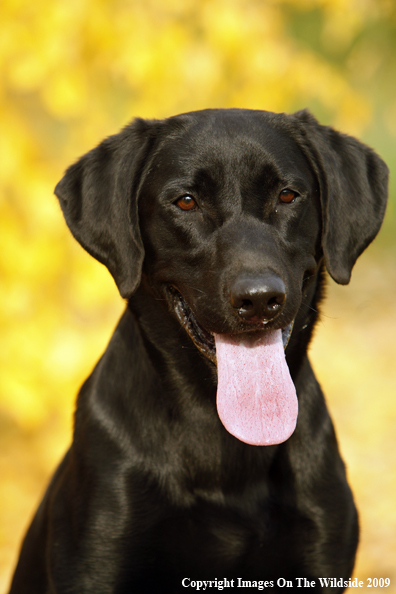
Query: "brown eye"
175 195 197 211
279 189 297 203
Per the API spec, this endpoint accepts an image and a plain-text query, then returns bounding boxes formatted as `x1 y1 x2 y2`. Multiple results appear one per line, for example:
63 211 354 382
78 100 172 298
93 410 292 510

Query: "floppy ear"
293 110 388 284
55 119 155 298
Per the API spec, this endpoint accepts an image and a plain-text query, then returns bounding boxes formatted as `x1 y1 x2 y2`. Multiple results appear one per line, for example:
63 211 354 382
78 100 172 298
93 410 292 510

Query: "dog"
10 109 388 593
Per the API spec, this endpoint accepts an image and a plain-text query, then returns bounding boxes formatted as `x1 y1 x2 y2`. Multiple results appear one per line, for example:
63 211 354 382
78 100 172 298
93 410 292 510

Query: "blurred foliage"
1 0 395 591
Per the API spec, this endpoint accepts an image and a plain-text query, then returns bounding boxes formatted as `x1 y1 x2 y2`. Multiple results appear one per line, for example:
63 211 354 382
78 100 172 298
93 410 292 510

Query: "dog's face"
138 111 322 362
55 108 388 445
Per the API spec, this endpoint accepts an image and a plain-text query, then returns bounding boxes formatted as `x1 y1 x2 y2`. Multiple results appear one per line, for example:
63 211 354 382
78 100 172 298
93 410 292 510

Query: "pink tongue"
214 330 298 446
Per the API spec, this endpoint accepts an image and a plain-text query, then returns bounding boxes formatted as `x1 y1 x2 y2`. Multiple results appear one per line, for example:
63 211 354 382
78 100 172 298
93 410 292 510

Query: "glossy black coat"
10 109 388 593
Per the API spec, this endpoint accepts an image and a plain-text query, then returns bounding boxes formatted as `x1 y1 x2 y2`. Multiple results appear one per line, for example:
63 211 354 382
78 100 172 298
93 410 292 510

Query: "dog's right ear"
292 110 388 285
55 119 156 298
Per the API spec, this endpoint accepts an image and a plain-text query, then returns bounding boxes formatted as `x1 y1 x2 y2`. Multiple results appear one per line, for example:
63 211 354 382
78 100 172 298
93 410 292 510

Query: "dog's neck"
73 271 326 509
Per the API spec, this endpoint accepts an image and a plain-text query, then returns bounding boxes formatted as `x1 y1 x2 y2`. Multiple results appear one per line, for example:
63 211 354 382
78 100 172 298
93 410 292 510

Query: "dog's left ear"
293 110 388 284
55 119 156 298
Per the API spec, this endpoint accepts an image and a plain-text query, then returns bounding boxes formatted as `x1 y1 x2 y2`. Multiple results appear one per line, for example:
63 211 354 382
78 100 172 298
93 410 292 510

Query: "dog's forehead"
151 109 311 180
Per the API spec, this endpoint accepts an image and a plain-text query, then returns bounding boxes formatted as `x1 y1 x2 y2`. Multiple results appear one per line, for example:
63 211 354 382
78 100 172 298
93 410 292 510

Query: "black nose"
229 274 286 322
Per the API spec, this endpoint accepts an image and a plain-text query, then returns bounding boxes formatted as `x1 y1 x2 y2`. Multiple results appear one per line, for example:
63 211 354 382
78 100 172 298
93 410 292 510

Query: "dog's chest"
121 490 310 583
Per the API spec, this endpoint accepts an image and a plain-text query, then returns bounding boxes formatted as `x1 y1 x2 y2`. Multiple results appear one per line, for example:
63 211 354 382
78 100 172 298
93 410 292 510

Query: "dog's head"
55 108 388 445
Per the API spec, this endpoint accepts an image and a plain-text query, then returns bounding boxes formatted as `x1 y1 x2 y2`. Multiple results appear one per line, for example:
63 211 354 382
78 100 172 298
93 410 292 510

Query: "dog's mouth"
167 286 294 364
167 286 216 362
167 285 298 447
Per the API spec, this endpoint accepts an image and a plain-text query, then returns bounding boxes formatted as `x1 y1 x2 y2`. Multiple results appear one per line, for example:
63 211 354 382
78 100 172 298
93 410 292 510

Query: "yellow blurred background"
1 0 395 591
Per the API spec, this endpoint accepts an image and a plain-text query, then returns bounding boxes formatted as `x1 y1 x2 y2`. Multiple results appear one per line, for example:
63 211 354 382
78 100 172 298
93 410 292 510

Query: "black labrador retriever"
10 109 388 593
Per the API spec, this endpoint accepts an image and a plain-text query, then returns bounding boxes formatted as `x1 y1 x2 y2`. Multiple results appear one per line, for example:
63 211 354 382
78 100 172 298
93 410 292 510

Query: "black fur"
10 109 388 593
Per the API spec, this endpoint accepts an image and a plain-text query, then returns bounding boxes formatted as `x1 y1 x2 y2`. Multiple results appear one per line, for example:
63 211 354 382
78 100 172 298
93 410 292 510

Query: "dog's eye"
279 189 298 203
175 195 197 211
